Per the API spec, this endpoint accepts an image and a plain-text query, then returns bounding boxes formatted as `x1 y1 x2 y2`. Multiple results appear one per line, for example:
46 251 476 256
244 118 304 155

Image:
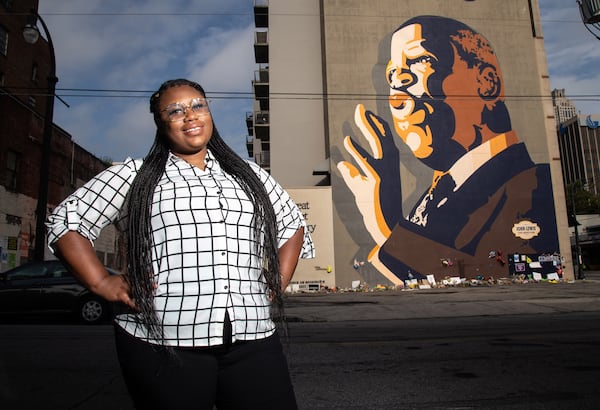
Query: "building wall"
269 0 573 286
0 96 118 270
570 214 600 270
552 88 578 125
0 0 49 116
0 186 36 271
269 0 328 187
265 0 572 287
580 116 600 195
558 114 600 195
286 187 336 290
325 0 571 286
558 117 586 189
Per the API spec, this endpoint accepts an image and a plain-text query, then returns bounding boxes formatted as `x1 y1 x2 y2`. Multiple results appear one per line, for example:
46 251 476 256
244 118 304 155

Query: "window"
48 263 70 278
31 63 38 82
1 0 13 11
5 150 19 191
7 263 49 281
0 25 7 56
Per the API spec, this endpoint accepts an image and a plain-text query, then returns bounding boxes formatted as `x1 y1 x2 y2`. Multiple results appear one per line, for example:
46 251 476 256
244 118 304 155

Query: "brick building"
0 0 118 271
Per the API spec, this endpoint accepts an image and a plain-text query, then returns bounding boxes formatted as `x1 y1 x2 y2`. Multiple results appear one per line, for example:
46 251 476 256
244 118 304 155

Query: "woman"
47 78 314 409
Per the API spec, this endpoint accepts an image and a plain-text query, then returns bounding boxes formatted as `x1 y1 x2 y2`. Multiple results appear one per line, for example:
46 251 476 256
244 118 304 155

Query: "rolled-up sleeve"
250 163 315 259
46 158 140 250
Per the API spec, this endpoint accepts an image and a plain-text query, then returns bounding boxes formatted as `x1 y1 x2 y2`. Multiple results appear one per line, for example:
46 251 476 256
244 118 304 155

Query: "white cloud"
186 24 256 93
104 100 157 162
539 0 600 114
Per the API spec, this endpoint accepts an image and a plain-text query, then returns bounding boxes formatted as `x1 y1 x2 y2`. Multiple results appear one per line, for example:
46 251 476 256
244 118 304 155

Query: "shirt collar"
445 132 515 191
166 149 222 174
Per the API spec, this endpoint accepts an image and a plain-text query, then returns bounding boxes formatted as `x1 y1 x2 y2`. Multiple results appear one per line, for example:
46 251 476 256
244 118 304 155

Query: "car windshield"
5 263 49 280
1 261 121 282
3 261 70 280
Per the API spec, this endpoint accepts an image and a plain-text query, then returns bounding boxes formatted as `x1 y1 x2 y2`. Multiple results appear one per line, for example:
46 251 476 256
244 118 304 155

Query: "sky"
37 0 600 163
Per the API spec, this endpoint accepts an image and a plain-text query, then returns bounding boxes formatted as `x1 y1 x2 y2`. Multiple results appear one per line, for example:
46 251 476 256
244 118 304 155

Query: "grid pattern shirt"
47 150 314 347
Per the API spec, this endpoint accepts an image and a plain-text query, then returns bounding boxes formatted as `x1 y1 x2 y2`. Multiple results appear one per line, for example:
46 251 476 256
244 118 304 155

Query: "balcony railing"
254 0 268 28
254 31 268 63
255 150 271 168
246 135 254 157
253 69 269 99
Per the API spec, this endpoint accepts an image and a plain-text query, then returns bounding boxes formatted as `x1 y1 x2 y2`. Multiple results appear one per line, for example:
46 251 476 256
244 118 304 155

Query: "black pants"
114 324 298 410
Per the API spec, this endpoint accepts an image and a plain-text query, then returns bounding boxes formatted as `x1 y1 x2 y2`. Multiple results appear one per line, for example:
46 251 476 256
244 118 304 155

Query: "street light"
570 184 585 280
577 0 600 40
23 10 58 262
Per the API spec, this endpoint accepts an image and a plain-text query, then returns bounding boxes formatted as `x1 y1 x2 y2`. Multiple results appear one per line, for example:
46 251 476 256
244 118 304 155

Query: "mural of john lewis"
337 16 559 285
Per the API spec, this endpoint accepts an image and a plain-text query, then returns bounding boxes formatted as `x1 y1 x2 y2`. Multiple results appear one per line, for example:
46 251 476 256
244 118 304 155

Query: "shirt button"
224 285 229 290
221 251 225 256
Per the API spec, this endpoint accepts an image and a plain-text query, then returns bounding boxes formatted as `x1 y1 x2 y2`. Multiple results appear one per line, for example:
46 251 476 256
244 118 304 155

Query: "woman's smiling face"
159 85 213 162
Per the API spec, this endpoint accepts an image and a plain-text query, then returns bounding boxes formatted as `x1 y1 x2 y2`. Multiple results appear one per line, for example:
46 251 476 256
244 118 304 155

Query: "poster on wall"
0 236 20 271
508 253 562 279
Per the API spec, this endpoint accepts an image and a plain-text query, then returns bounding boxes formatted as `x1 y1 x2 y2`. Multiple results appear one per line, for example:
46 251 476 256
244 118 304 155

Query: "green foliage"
100 156 113 166
566 182 600 226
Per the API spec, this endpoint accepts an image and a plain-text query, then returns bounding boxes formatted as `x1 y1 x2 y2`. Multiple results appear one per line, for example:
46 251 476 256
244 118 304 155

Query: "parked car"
0 260 121 324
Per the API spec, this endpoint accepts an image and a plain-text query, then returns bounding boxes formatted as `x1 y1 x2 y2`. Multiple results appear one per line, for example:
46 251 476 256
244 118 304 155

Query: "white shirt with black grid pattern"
47 150 315 347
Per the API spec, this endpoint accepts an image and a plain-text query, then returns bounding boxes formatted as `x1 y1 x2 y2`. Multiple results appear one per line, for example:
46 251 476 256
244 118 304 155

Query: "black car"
0 260 121 324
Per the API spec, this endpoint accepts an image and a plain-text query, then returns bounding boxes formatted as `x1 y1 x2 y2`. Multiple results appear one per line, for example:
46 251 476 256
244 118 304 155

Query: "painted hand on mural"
337 104 401 246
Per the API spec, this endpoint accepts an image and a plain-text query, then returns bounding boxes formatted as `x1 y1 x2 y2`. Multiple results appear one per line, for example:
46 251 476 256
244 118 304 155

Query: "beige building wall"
286 187 336 290
269 0 328 187
529 4 573 281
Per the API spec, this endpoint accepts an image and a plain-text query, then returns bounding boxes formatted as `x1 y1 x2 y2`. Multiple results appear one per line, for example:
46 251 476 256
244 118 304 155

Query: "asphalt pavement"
283 271 600 323
2 273 600 410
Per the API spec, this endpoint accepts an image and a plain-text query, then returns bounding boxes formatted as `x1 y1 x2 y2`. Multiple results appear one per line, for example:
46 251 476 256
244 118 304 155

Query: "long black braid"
123 79 283 344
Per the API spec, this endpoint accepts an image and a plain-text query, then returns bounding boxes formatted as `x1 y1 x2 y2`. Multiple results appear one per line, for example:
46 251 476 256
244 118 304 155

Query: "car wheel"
78 296 106 324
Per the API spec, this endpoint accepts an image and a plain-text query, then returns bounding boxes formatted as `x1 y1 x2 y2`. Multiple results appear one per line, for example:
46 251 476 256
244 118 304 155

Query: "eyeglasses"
161 98 211 122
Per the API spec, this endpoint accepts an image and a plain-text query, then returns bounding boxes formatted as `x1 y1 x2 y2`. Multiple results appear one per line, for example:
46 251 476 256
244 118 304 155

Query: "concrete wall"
269 0 328 187
286 186 336 290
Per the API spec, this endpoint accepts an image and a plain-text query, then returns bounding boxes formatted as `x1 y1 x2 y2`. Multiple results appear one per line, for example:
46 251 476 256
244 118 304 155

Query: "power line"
6 83 600 100
7 9 585 25
6 90 600 102
34 12 254 17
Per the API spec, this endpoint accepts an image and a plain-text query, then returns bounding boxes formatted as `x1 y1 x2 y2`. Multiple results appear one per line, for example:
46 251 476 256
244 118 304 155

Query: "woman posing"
47 79 314 410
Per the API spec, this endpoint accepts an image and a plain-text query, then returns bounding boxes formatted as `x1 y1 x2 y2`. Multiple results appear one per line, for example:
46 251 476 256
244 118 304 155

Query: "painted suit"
379 141 559 281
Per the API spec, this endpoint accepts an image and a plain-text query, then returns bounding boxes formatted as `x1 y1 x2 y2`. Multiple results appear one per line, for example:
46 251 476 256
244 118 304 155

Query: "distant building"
0 0 119 271
570 214 600 270
556 114 600 195
552 88 578 126
553 103 600 273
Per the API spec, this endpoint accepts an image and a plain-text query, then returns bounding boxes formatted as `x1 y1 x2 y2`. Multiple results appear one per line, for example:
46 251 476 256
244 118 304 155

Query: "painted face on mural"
387 22 498 171
387 24 437 158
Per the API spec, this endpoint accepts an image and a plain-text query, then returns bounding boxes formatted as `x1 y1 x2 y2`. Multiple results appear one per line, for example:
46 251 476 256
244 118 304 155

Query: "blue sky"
38 0 600 163
39 0 256 162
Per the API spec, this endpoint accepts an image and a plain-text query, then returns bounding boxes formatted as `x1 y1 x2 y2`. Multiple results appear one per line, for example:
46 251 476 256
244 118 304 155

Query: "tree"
565 181 600 226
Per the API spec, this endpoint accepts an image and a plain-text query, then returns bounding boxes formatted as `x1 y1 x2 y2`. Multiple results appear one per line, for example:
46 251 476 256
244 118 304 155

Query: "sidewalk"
284 272 600 323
